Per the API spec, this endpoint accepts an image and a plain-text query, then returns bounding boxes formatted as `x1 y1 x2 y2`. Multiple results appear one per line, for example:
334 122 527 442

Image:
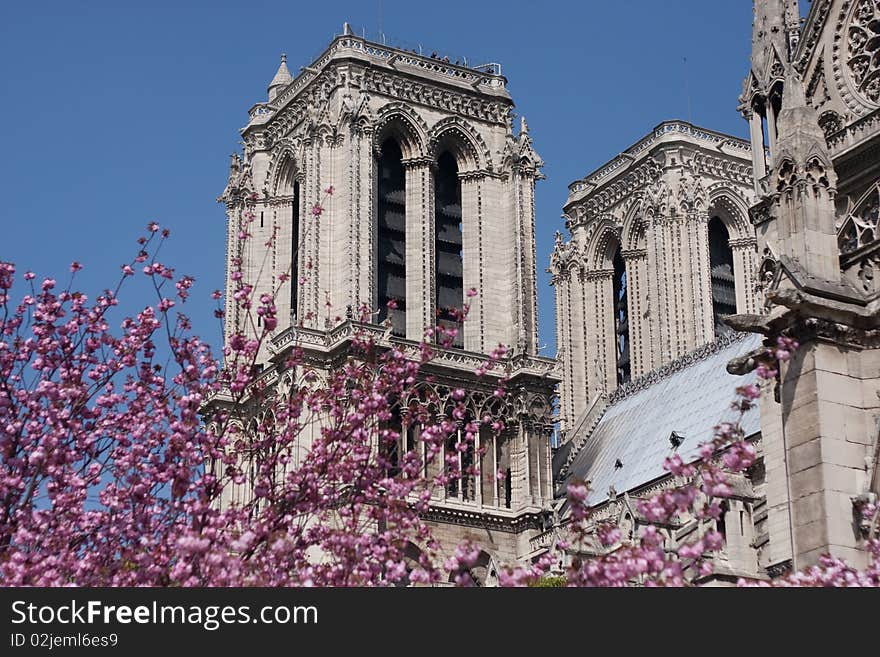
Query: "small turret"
771 66 840 282
267 53 292 102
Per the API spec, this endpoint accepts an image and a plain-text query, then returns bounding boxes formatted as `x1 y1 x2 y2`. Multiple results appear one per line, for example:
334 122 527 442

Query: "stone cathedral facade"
550 0 880 582
219 27 558 577
221 1 880 583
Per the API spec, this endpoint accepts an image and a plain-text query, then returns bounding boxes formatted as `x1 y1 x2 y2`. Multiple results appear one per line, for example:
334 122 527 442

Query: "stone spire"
268 53 292 102
750 0 800 88
771 66 839 282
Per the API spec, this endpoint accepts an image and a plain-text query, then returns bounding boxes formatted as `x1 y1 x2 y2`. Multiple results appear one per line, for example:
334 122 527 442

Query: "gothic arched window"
434 151 464 349
377 138 407 336
291 180 300 319
612 247 630 386
708 216 736 336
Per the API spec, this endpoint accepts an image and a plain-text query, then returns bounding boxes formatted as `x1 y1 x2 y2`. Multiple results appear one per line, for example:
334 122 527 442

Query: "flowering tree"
1 200 877 586
0 193 510 586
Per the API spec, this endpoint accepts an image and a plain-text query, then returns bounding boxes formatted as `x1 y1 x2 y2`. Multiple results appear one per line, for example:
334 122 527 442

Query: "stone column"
326 133 351 322
570 268 589 419
517 172 540 354
480 426 496 506
746 110 767 191
584 269 615 397
461 173 483 352
692 211 715 343
403 158 434 341
273 195 294 332
766 102 778 168
300 135 320 328
352 126 375 314
730 237 759 315
679 213 698 350
552 269 574 434
224 204 243 344
650 214 676 363
314 134 337 328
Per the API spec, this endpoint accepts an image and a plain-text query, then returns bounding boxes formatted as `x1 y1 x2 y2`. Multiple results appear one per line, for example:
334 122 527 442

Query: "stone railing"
247 103 273 122
528 528 554 554
269 321 557 379
826 108 880 156
335 36 505 90
255 34 506 125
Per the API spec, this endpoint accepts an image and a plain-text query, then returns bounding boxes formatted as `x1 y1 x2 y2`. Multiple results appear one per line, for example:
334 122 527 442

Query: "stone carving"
643 176 671 217
839 180 880 254
807 57 832 110
844 0 880 105
756 246 782 309
549 231 577 275
856 251 879 292
427 115 493 171
219 153 254 207
676 169 707 213
818 109 845 138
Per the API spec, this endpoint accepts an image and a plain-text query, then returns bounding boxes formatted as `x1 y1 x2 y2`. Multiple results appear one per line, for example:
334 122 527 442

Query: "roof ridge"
607 331 754 405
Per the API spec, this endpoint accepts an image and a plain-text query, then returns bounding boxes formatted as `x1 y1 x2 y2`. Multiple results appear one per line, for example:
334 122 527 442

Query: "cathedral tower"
219 28 558 573
551 122 758 437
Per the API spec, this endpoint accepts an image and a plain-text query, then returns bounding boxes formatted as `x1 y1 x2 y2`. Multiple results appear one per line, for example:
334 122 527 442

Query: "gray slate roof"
562 333 763 507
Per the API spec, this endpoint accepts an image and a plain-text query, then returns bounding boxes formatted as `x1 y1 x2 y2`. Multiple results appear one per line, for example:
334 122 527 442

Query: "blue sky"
0 0 759 357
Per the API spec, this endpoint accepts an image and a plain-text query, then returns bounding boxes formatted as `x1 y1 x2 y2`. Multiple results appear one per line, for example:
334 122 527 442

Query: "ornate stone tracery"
839 179 880 254
844 0 880 105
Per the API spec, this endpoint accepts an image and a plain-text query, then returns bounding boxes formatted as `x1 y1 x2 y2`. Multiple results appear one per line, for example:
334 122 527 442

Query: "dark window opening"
445 433 458 498
377 139 407 336
445 425 475 502
613 247 630 385
709 217 736 336
434 151 464 349
717 500 729 540
460 434 473 502
380 403 403 478
291 181 300 319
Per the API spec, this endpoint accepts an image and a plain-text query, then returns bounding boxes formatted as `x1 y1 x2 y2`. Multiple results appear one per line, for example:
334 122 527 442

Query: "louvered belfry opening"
434 151 464 348
377 138 407 336
613 247 631 386
708 216 736 336
290 180 300 320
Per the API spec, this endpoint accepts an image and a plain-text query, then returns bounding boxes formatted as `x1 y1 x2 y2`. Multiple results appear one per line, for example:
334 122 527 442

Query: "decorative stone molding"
218 153 255 208
583 268 615 282
373 102 430 158
839 179 880 255
833 0 880 114
361 66 509 125
620 248 648 261
796 0 833 73
427 115 493 171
